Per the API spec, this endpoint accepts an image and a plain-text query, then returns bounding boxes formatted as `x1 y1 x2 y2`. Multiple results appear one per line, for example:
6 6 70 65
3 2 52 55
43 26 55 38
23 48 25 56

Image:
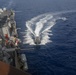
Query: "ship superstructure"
0 8 29 75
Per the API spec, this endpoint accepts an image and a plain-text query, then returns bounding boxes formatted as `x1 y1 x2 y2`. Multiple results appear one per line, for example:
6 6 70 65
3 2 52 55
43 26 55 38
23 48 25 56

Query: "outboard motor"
34 36 41 45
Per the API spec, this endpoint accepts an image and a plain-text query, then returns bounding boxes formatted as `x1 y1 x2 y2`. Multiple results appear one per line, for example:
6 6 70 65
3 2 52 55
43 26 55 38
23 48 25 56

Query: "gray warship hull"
0 8 30 75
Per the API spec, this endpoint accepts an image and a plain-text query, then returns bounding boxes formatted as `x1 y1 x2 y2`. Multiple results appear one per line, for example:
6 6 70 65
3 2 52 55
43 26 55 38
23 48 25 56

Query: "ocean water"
0 0 76 75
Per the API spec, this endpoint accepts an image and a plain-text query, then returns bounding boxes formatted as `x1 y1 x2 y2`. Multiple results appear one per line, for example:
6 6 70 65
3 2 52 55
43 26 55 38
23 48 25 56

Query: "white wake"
23 13 66 45
5 0 14 9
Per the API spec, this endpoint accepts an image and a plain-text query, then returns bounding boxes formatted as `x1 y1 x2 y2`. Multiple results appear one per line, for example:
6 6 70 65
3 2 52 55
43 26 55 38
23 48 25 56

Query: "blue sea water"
0 0 76 75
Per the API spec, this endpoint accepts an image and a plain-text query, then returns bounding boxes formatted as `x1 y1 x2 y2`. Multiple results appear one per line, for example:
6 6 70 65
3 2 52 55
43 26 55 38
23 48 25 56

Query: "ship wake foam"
23 13 66 45
5 0 14 9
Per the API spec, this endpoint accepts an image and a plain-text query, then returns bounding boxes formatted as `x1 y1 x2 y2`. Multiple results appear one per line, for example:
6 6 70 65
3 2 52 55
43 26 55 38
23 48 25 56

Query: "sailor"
15 38 19 48
10 36 15 43
5 34 9 40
